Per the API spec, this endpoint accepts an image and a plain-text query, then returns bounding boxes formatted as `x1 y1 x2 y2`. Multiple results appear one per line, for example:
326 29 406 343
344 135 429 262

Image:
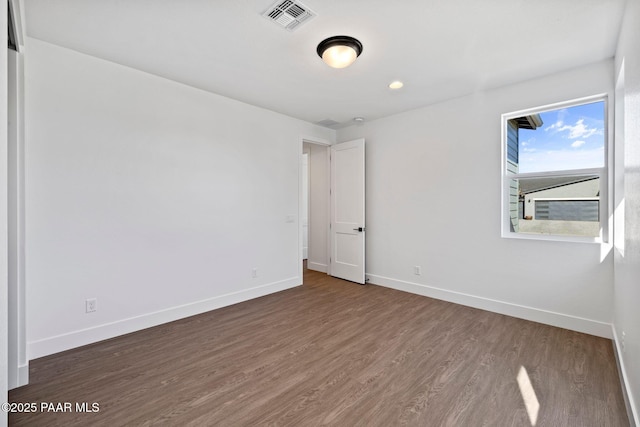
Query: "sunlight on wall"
600 238 614 263
614 199 625 257
614 61 625 258
517 366 540 426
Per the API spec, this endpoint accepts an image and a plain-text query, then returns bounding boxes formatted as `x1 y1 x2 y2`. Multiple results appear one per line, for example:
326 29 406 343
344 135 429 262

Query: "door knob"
353 227 365 232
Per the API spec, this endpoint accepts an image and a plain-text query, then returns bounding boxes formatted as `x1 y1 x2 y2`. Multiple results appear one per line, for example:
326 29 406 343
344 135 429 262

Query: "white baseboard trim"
366 274 612 339
28 277 302 360
18 364 29 388
308 262 328 273
9 364 29 390
612 327 639 426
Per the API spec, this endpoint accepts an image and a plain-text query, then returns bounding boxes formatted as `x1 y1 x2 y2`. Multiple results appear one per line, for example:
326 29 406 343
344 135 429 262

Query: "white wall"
24 37 335 358
613 0 640 421
303 142 329 273
338 60 614 338
1 4 10 426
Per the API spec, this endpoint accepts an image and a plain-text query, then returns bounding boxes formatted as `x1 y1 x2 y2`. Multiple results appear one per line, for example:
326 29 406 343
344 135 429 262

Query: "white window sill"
501 231 604 244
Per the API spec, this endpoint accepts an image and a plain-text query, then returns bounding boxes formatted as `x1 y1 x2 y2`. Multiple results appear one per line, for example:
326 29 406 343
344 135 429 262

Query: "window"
502 96 607 242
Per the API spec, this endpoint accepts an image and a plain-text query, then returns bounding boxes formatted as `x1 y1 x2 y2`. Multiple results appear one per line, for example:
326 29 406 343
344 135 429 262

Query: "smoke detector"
263 0 316 31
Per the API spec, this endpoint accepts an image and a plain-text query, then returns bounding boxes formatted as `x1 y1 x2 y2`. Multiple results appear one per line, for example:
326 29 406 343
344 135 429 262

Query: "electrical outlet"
86 298 97 313
414 266 422 275
252 268 258 278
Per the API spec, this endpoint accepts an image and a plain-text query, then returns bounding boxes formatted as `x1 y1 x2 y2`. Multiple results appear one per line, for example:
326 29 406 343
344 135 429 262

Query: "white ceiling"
23 0 626 128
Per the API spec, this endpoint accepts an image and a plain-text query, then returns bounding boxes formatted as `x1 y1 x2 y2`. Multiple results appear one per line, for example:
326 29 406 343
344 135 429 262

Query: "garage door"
535 200 599 221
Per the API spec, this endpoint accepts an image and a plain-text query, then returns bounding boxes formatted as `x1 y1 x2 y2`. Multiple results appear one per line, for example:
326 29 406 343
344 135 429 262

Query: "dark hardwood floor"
9 266 629 426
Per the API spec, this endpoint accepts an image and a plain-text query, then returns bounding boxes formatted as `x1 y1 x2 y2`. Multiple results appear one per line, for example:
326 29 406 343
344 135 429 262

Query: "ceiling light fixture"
317 35 363 69
389 81 404 89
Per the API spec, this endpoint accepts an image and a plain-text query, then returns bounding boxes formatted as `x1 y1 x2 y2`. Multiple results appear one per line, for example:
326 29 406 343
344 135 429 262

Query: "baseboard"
28 277 302 360
366 274 612 339
9 364 29 390
308 262 328 273
612 327 639 426
18 364 29 388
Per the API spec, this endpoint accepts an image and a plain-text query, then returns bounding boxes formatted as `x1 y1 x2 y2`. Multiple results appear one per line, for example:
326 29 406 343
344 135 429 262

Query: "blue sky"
517 101 605 173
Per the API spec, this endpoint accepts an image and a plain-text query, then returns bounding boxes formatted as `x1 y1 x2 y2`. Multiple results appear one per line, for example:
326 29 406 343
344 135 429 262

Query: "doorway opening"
300 139 331 282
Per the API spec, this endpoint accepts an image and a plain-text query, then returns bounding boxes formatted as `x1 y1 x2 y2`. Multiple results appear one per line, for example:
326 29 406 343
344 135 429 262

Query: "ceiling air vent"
315 119 340 128
263 0 315 31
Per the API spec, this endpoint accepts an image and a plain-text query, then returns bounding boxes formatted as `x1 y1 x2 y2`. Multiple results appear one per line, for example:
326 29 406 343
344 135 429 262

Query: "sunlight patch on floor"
517 366 540 426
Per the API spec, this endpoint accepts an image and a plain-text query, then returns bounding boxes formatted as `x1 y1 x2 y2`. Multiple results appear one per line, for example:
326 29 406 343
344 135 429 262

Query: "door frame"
298 136 332 282
7 0 28 391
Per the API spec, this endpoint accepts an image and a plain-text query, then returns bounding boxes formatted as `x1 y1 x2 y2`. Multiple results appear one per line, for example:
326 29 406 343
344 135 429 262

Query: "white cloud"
546 118 601 139
544 121 562 132
544 115 567 132
545 120 564 131
571 140 586 148
562 119 599 139
520 137 536 146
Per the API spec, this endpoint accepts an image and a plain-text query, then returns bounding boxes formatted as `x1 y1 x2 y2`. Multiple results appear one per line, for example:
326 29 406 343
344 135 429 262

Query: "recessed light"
389 81 404 89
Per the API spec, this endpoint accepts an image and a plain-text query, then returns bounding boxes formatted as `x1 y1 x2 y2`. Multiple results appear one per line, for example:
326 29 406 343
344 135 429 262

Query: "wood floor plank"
9 267 629 426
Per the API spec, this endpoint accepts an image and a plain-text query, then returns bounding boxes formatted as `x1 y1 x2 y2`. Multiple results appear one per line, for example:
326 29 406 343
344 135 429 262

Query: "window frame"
501 94 609 244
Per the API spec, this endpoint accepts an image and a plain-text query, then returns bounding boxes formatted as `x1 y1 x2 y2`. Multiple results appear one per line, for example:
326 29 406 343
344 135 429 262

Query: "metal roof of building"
519 176 599 194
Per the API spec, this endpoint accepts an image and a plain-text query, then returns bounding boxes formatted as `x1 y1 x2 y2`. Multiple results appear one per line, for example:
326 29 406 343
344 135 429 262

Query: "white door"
330 138 365 284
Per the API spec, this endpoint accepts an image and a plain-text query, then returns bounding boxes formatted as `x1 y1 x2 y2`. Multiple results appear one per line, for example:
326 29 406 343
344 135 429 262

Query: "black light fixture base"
316 35 363 59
